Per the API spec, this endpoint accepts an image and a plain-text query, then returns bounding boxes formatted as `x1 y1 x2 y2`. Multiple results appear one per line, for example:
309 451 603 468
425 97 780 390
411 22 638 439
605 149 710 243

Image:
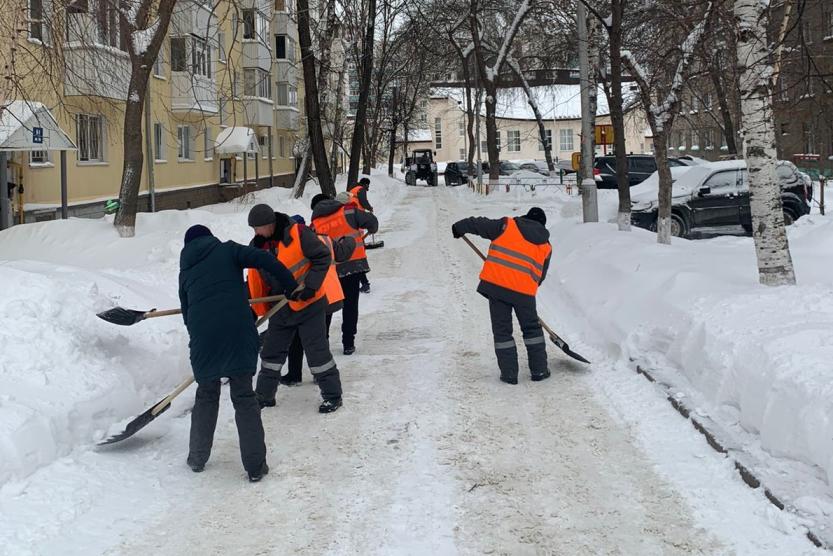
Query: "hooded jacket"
453 216 552 307
249 211 332 315
178 236 298 383
311 199 379 277
349 185 374 212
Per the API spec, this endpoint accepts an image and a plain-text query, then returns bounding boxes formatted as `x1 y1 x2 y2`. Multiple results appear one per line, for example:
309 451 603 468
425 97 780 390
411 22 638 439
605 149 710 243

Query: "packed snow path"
1 180 822 555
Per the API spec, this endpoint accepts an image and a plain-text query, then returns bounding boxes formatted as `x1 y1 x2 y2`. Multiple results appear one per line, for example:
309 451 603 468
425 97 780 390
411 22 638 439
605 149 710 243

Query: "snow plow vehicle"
405 149 439 186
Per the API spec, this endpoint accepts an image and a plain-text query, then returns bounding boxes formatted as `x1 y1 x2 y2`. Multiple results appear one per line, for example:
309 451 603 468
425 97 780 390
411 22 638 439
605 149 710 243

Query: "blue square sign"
33 127 43 144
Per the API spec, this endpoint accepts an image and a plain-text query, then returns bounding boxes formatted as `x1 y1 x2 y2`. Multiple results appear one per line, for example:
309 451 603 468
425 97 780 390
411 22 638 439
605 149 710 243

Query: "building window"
204 126 212 159
781 122 790 136
458 119 465 136
276 35 295 60
170 37 186 72
258 135 268 159
245 68 271 99
96 0 124 49
243 9 268 42
495 131 501 152
703 92 712 110
153 123 164 160
192 36 211 77
232 70 239 98
177 125 192 160
28 0 48 43
219 98 226 126
217 32 226 62
827 10 833 38
30 150 50 164
275 0 286 11
538 129 552 151
507 130 521 152
459 148 465 159
153 45 164 76
704 129 715 150
279 135 286 158
803 123 817 154
803 20 813 44
434 117 442 149
559 128 573 151
77 114 104 162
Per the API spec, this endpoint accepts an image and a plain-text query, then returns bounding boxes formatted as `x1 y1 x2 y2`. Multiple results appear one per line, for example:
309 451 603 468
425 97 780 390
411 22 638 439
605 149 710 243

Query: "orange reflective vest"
479 218 551 296
318 234 344 306
348 185 365 209
247 224 327 314
311 206 366 263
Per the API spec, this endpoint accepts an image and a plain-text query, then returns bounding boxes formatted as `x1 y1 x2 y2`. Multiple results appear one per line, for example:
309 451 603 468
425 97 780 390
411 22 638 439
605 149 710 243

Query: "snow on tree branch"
485 0 531 83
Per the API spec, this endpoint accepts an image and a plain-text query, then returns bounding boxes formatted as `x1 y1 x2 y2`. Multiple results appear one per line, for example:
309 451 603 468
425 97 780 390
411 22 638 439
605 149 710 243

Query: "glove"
252 235 267 248
451 223 464 239
290 286 317 301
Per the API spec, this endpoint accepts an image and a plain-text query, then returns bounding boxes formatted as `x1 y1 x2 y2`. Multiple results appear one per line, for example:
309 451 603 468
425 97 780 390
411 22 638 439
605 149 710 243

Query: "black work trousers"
256 306 342 402
488 297 548 380
285 331 304 382
339 273 362 349
188 374 266 474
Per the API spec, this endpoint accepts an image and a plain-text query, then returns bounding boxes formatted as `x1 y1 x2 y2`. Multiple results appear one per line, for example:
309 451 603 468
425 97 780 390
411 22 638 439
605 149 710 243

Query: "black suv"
630 160 812 238
594 155 686 188
444 160 521 186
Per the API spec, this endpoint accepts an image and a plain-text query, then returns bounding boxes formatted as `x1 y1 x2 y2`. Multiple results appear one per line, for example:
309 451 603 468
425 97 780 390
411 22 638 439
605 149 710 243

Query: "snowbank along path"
0 175 823 555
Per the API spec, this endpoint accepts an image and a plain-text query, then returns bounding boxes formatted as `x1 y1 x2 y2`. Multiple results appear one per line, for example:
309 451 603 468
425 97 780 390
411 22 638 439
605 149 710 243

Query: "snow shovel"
97 297 288 446
461 235 590 364
97 294 288 326
364 232 384 250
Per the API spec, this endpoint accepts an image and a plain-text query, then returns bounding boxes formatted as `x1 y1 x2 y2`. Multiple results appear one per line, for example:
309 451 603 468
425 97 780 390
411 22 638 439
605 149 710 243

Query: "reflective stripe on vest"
311 206 366 263
317 234 344 306
479 218 551 297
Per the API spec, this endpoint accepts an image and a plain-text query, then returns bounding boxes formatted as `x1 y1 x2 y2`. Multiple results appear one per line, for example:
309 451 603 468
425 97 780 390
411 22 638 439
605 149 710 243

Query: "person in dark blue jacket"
178 224 298 482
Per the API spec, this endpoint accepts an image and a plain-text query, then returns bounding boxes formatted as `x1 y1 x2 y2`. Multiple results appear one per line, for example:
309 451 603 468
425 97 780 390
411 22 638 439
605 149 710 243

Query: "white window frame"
279 135 286 158
153 122 165 161
177 125 193 161
95 0 122 50
217 31 226 63
30 149 51 165
434 117 442 149
28 0 50 45
458 119 465 137
559 128 573 151
76 114 105 162
153 45 165 77
259 135 269 159
244 68 271 99
459 148 465 159
538 129 552 151
170 36 187 72
507 130 521 153
495 131 501 152
191 35 211 78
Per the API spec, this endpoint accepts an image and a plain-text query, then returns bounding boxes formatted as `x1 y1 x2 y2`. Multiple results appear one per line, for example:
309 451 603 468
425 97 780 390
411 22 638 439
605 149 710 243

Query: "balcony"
171 1 217 39
274 11 298 38
275 106 299 131
275 59 296 83
242 40 272 71
170 73 218 114
244 97 274 127
63 44 130 101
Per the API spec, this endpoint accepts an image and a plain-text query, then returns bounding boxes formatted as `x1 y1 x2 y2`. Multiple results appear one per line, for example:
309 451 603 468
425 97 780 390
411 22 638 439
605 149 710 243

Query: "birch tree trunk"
735 0 796 285
508 58 554 173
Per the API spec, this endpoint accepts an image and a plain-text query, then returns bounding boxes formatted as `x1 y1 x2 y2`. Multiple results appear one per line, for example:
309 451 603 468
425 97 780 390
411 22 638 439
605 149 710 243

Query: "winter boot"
279 377 301 387
248 461 269 483
319 397 343 413
359 283 371 294
343 345 356 355
531 370 551 382
187 457 205 473
257 395 276 408
500 375 518 385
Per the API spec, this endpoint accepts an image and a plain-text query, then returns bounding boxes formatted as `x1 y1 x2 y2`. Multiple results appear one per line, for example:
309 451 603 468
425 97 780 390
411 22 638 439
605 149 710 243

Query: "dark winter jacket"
178 236 298 383
249 211 332 315
311 199 378 277
454 215 552 307
351 186 374 212
325 235 357 314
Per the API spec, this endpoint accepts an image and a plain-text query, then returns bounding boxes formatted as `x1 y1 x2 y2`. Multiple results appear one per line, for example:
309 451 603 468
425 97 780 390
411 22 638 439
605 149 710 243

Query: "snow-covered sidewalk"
0 176 825 554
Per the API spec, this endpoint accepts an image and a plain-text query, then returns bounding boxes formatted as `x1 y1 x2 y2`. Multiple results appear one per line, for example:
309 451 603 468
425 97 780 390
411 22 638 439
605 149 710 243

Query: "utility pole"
577 1 599 222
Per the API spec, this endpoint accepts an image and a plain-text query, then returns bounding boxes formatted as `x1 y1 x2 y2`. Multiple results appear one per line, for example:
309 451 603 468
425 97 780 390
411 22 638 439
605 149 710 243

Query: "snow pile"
0 174 404 486
544 216 833 485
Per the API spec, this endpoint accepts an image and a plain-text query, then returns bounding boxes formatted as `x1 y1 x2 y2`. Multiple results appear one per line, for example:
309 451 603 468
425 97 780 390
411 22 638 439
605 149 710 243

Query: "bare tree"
735 0 795 285
622 1 715 244
345 0 376 187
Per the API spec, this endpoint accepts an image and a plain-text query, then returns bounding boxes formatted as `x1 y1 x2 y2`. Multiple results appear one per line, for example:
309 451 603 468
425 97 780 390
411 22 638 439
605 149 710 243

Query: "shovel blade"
365 240 385 250
96 307 148 326
546 331 591 364
97 399 171 445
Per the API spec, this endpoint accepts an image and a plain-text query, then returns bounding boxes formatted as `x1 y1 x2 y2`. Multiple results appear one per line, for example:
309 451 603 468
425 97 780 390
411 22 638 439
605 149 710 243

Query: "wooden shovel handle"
142 294 287 320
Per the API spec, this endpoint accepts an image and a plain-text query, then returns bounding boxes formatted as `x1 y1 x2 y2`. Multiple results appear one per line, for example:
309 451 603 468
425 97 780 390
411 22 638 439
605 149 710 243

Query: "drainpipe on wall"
144 88 156 212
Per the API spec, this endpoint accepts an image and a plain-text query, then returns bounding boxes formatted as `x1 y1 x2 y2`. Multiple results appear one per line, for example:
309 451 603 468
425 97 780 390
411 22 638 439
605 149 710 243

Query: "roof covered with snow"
398 129 432 143
0 101 76 151
215 126 258 154
430 85 636 121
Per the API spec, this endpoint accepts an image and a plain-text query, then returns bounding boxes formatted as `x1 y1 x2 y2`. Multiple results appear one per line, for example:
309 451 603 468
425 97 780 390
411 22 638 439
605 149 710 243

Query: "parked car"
444 160 523 186
518 160 552 176
630 160 813 238
594 155 686 188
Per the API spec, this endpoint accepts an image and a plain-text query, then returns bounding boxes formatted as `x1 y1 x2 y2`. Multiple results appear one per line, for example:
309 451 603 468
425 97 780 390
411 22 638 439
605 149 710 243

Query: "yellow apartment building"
1 0 303 224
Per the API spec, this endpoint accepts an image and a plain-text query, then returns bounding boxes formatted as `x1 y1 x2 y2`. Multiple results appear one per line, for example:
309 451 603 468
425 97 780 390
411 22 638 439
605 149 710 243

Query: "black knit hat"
525 207 547 226
359 177 370 188
311 193 330 210
184 224 212 245
248 204 277 227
